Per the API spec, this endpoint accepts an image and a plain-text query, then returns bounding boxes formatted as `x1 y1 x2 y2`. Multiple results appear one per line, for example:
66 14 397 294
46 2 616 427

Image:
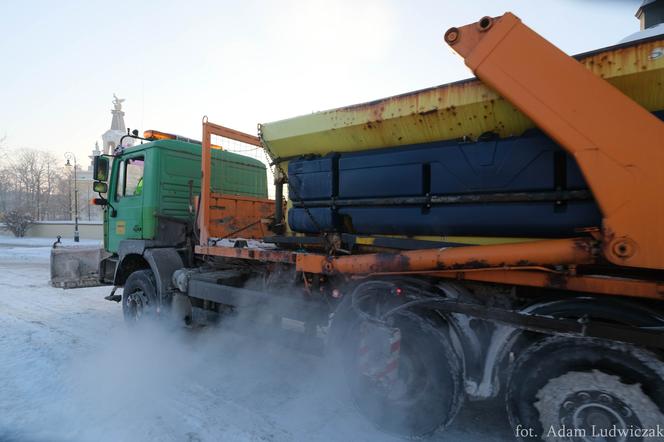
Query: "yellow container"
260 37 664 160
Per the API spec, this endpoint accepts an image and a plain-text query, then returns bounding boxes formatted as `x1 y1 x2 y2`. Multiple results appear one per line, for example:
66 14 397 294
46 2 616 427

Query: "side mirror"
93 181 108 193
93 156 109 182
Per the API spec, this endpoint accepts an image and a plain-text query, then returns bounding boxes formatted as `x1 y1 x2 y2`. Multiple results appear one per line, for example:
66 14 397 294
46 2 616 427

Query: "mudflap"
358 321 402 388
50 246 110 289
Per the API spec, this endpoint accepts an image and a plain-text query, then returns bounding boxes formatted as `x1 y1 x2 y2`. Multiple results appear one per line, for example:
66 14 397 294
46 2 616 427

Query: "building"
101 94 131 155
77 95 133 221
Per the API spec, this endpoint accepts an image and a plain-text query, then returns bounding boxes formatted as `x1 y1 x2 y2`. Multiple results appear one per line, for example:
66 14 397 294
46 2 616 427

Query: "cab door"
108 154 145 251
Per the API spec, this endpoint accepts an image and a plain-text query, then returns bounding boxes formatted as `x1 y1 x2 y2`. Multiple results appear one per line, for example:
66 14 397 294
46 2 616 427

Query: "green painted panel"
106 139 267 253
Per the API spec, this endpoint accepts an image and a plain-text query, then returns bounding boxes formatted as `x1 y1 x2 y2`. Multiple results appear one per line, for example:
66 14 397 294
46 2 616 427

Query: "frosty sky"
0 0 642 162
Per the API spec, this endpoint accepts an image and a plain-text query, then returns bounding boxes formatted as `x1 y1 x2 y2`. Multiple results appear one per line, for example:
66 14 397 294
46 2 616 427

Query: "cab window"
115 156 145 200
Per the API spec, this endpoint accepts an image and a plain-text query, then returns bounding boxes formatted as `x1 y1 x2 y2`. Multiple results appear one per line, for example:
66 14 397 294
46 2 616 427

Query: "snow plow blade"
50 246 110 289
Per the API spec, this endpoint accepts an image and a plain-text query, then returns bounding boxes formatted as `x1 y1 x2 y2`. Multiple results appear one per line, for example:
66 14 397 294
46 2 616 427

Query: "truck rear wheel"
122 269 158 323
330 283 463 438
506 336 664 441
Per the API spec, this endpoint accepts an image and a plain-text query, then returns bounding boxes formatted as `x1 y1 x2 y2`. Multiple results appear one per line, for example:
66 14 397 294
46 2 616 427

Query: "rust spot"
547 272 568 289
462 259 490 269
444 259 490 270
373 253 410 272
515 259 536 266
323 260 334 273
572 237 597 260
419 109 438 117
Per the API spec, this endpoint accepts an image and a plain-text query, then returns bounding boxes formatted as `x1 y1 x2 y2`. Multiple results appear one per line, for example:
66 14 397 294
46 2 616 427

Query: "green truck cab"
101 138 267 251
86 133 268 285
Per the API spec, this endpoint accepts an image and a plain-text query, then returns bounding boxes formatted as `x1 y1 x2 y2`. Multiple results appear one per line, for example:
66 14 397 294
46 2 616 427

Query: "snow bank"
0 234 101 264
0 234 100 248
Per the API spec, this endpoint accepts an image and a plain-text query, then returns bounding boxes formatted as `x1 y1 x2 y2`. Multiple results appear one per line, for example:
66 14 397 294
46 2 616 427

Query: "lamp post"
64 152 79 242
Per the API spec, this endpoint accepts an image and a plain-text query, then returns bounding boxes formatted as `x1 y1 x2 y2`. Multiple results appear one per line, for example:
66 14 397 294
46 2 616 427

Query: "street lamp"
64 152 79 242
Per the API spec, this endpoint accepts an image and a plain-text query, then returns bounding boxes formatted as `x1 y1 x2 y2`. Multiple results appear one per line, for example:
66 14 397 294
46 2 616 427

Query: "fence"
0 221 103 240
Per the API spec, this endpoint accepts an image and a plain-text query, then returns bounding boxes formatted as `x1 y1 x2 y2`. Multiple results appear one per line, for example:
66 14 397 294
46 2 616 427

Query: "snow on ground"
0 235 513 441
0 236 101 264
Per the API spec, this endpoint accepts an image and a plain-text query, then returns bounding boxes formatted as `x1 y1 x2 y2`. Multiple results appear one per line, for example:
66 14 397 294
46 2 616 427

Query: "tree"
7 149 59 220
1 209 34 237
0 144 97 223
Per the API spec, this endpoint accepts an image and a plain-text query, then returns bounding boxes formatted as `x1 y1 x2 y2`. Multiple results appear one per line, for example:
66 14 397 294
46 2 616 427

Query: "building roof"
637 0 659 18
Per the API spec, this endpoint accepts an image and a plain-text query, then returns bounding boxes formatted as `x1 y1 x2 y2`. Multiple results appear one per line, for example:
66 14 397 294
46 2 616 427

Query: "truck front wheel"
122 269 158 323
506 336 664 441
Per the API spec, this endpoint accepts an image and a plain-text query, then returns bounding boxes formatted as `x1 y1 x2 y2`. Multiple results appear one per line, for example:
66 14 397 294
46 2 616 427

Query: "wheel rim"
125 289 147 320
535 370 664 442
561 390 641 439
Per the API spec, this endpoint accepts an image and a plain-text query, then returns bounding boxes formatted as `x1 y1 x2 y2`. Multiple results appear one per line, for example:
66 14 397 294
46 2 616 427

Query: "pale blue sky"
0 0 642 164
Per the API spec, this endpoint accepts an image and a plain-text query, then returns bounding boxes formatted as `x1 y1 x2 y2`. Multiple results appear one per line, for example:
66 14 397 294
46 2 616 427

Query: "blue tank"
287 129 603 237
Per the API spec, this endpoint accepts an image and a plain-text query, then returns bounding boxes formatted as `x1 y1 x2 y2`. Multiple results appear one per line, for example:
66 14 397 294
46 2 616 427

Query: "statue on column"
102 94 129 155
113 93 125 111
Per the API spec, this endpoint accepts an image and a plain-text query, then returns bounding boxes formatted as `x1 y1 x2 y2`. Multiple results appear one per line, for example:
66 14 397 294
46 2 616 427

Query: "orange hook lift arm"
445 13 664 270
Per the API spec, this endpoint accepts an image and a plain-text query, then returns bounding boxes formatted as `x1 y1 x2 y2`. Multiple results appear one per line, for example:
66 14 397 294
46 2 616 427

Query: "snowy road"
0 236 514 442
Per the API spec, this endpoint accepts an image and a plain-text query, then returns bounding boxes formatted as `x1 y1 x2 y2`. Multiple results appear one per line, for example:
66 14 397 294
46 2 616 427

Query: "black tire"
329 282 463 437
506 336 664 441
122 269 158 323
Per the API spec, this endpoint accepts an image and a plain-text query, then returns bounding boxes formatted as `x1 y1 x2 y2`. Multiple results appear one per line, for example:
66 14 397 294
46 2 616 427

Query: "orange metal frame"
195 237 662 301
197 237 595 273
198 118 264 246
445 13 664 270
431 269 664 301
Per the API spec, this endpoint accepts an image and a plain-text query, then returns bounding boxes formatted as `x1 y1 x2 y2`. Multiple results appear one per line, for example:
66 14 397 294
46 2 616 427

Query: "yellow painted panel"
261 38 664 159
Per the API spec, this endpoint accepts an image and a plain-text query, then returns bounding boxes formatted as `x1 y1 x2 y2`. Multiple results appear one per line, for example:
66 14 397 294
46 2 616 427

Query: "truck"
52 9 664 439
